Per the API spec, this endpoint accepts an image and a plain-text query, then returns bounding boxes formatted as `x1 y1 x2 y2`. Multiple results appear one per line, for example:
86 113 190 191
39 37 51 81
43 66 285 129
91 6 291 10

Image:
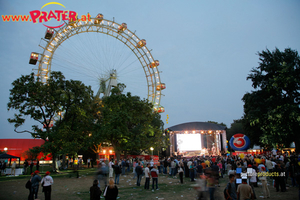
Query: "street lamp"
150 147 154 156
4 147 8 152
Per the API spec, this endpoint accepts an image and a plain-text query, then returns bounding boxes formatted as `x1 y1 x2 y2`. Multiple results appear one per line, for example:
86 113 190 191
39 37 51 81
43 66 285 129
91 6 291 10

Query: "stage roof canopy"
168 122 226 131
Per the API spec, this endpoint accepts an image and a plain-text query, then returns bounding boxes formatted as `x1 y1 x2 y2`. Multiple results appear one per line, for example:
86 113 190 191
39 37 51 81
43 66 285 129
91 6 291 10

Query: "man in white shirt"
144 164 150 190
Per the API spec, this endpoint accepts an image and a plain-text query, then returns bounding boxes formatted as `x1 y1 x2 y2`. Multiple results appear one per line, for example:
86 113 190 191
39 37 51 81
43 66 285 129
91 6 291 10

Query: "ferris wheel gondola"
29 13 165 111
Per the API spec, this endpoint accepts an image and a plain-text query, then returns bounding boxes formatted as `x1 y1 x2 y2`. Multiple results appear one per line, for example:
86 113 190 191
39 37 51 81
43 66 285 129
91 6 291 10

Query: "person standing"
206 172 216 200
27 173 34 200
90 179 102 200
41 171 54 200
121 159 126 175
170 158 176 178
151 165 159 191
163 158 168 174
260 167 270 198
135 162 143 186
36 160 40 171
113 161 121 184
103 179 118 200
178 163 184 184
133 160 138 179
11 161 16 176
190 162 196 182
184 159 189 178
109 159 114 178
289 162 298 187
237 179 254 200
226 174 237 200
30 170 41 200
88 158 91 168
150 159 154 170
157 160 161 174
30 160 34 174
2 161 6 175
195 173 207 200
196 162 203 178
144 164 150 189
23 160 29 175
265 158 273 172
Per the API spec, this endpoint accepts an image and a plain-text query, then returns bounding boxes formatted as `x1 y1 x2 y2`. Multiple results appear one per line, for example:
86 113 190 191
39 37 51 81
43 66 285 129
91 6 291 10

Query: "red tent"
0 139 46 161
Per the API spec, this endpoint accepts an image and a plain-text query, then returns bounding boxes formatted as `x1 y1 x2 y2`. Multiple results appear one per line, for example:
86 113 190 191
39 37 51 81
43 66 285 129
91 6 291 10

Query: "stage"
167 122 227 157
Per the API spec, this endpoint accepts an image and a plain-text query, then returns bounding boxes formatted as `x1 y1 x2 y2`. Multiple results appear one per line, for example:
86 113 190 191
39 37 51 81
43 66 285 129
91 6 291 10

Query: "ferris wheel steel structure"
30 14 165 112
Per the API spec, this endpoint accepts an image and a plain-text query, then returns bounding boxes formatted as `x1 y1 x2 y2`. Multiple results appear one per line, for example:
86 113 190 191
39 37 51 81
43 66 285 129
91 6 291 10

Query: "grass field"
0 168 298 200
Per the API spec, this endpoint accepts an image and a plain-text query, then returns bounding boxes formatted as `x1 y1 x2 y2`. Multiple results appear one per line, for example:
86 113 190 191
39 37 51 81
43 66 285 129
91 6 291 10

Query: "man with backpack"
225 174 237 200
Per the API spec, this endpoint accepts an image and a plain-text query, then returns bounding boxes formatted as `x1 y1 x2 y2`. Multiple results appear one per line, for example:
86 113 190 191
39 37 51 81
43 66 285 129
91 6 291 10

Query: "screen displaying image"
177 134 202 151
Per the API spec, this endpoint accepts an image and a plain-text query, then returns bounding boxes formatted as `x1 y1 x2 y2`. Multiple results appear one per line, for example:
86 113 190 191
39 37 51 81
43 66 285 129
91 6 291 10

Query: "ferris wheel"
29 13 165 112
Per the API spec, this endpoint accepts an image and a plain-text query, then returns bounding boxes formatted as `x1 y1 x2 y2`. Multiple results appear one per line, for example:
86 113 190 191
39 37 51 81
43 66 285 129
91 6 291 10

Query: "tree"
242 48 300 152
206 121 227 127
7 71 96 170
226 119 244 140
94 85 168 160
21 146 41 160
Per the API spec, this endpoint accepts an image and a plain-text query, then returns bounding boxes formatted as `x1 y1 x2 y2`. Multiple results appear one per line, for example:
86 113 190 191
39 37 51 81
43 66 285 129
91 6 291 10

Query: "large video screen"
177 134 202 151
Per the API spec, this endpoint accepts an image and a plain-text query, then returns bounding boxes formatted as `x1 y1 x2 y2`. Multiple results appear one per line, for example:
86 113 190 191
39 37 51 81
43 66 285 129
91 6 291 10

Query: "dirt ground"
0 170 298 200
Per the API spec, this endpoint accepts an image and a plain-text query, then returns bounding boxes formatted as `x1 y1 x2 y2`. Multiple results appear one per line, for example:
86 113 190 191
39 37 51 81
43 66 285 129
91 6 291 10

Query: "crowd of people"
92 151 300 200
5 150 297 199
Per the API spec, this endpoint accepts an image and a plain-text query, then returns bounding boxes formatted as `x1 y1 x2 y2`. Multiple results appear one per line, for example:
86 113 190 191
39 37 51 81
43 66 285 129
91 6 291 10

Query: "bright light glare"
177 134 201 151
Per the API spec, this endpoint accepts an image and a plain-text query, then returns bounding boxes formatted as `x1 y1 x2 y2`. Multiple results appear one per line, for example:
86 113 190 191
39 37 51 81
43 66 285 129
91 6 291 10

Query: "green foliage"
226 119 244 140
94 87 168 159
206 121 227 127
242 48 300 152
7 71 96 169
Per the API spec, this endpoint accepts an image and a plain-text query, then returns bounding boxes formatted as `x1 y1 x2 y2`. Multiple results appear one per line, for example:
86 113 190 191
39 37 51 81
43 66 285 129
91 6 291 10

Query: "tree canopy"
226 119 244 140
242 48 300 152
94 86 168 159
8 71 96 170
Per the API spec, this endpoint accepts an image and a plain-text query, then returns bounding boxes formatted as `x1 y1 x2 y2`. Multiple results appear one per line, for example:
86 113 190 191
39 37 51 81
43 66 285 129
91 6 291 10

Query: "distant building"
0 139 46 161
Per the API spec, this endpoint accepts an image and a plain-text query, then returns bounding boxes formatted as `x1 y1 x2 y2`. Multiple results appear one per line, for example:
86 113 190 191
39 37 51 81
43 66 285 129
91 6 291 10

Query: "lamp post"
150 147 154 156
4 147 8 152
